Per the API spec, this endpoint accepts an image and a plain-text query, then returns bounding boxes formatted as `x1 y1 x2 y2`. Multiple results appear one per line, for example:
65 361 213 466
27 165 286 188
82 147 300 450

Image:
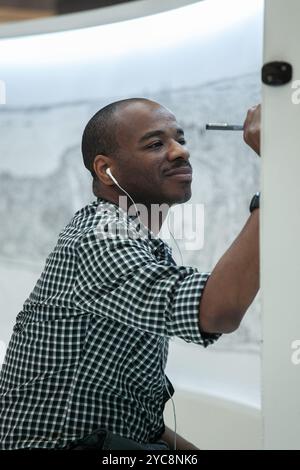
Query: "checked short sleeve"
74 213 220 347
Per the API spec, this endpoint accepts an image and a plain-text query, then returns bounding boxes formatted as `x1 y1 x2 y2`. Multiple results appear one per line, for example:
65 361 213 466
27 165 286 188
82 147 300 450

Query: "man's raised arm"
199 105 261 334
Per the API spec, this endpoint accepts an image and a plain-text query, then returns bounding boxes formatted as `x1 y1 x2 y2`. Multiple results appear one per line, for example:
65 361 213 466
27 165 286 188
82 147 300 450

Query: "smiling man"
90 99 193 205
0 98 260 450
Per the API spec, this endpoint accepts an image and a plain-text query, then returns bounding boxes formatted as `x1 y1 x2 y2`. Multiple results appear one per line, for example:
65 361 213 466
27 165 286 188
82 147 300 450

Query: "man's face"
112 101 192 206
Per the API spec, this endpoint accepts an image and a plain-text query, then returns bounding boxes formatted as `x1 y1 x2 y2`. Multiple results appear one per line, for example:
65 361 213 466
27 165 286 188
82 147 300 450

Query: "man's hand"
243 104 261 156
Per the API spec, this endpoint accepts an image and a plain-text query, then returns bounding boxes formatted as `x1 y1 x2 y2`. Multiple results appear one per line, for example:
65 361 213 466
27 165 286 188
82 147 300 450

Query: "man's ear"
93 155 114 186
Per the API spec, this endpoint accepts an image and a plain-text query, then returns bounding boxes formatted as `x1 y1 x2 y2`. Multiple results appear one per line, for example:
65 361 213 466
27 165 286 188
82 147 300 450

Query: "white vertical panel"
262 0 300 449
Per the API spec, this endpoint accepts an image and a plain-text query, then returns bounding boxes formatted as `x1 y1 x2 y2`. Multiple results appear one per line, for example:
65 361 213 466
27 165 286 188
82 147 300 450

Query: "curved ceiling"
0 0 202 38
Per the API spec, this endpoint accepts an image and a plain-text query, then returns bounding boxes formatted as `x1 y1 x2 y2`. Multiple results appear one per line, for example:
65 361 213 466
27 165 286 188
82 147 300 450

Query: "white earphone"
106 167 118 185
105 167 142 228
106 167 114 180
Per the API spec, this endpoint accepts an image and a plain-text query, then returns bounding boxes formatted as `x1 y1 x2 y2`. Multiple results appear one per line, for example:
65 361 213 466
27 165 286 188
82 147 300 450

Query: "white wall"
164 340 262 449
261 0 300 450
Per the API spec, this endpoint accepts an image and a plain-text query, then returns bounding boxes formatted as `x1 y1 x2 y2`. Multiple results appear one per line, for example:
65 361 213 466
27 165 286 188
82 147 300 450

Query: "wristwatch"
249 192 260 213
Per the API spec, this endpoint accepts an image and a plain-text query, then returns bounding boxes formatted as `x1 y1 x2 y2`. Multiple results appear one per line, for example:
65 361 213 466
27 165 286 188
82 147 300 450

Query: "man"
0 98 260 450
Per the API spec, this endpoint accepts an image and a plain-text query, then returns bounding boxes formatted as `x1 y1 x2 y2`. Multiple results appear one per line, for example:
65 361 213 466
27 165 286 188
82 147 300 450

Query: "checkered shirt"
0 197 220 449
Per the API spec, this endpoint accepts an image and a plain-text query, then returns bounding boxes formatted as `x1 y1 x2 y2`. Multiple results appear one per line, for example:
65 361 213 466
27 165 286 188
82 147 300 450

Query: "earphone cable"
166 209 184 266
106 169 179 451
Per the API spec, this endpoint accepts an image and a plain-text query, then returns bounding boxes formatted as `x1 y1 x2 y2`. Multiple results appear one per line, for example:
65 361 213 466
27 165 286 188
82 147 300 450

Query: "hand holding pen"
206 104 261 156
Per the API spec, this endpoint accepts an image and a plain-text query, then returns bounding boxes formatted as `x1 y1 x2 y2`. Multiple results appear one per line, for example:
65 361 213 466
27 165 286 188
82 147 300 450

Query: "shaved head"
81 98 162 178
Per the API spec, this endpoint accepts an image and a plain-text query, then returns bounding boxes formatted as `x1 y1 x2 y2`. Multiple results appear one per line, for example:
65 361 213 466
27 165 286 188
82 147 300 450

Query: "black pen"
206 123 244 131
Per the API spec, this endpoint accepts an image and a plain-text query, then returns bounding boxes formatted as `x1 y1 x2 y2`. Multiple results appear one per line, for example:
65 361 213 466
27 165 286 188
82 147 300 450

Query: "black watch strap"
249 192 260 213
